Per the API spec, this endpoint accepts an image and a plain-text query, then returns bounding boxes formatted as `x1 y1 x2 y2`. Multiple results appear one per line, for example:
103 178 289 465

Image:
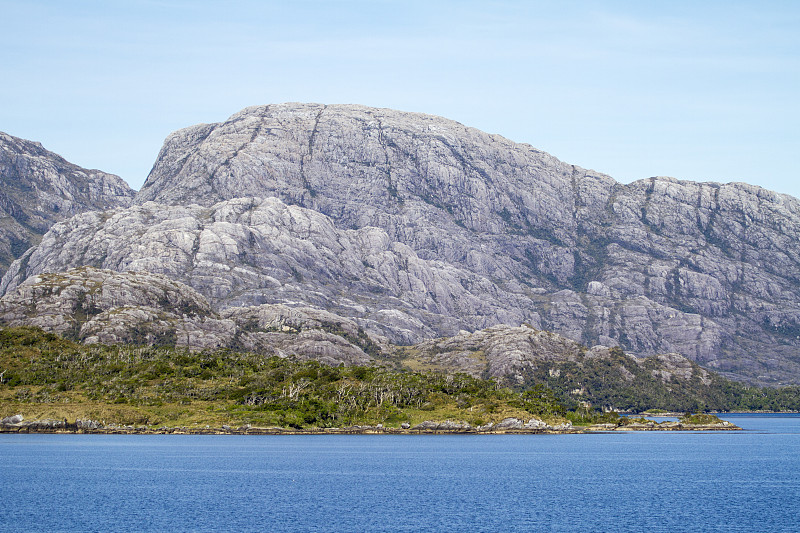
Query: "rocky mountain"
3 104 800 384
0 267 378 366
0 132 135 275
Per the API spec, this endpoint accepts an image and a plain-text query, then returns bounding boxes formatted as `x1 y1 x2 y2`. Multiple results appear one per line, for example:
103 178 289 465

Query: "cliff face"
0 132 135 274
136 104 800 384
4 104 800 384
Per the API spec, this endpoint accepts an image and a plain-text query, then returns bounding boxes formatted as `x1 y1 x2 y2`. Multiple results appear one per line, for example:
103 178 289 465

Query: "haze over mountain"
2 104 799 385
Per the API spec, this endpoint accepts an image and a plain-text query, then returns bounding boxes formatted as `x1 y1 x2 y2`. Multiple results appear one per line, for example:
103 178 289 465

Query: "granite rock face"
0 197 538 345
0 267 378 366
5 104 800 384
0 264 715 389
410 324 586 382
135 104 800 384
0 132 135 275
0 267 212 343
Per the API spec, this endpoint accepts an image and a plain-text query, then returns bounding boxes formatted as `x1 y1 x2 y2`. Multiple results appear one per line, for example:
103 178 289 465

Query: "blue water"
1 414 799 532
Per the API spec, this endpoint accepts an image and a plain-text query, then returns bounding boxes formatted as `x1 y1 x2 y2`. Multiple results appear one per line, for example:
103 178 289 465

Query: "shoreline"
0 420 742 435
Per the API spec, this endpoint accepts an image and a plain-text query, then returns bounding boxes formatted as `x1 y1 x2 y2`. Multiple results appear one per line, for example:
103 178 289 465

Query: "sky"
1 0 798 196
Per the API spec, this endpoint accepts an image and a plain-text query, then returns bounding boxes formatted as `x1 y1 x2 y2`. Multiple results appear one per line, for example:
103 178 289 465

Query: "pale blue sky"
1 0 798 197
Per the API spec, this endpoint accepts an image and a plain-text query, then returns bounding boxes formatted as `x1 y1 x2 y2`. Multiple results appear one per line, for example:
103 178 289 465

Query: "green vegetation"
680 413 724 425
1 326 796 430
516 347 800 413
0 327 567 429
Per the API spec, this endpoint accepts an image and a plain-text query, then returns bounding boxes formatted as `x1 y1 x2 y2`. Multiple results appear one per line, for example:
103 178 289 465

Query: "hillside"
0 326 783 433
0 267 381 366
0 325 573 431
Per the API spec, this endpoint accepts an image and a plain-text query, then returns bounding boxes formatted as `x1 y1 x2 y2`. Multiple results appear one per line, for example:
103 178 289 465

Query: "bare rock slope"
408 323 712 385
0 197 530 344
4 104 800 384
0 267 378 366
0 132 135 274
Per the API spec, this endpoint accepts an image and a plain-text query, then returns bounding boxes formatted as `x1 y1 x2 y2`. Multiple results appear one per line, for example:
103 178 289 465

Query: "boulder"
1 414 23 425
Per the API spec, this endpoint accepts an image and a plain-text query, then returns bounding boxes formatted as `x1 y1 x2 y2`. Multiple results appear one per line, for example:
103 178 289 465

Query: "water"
2 414 799 532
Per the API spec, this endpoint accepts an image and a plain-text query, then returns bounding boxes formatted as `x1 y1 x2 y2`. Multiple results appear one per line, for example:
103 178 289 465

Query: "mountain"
0 132 135 274
3 104 800 385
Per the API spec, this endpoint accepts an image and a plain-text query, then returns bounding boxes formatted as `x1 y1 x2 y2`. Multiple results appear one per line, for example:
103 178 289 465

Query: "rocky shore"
0 415 741 435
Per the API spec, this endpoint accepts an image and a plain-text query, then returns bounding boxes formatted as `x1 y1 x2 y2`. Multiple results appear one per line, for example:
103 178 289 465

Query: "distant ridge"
0 131 135 274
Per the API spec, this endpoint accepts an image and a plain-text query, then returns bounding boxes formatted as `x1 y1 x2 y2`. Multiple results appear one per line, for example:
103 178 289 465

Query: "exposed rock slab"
407 323 713 389
0 197 541 344
0 267 378 366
